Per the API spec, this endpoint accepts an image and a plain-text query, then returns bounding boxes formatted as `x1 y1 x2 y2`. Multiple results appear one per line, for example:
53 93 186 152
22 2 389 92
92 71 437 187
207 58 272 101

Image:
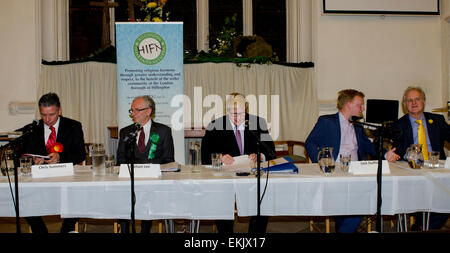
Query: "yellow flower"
147 2 157 8
428 119 433 124
152 17 162 22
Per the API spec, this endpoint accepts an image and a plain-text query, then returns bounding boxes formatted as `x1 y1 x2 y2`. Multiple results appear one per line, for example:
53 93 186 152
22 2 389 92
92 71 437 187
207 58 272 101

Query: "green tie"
415 119 429 160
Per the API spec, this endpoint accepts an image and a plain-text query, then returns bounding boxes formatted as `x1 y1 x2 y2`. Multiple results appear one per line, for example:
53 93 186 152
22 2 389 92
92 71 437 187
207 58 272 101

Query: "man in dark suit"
201 93 276 233
22 92 86 233
305 89 396 233
116 95 174 233
390 86 450 230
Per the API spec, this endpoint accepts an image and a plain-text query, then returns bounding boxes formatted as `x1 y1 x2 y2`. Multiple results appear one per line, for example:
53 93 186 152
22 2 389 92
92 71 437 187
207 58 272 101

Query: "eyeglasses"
128 107 149 114
405 97 423 103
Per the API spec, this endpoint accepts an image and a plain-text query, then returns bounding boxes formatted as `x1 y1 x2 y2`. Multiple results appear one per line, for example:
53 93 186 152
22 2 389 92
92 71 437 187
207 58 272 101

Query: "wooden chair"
273 140 310 163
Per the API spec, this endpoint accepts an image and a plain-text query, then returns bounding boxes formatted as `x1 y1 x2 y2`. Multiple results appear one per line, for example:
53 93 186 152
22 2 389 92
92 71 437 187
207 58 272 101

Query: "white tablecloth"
1 162 449 220
235 162 450 216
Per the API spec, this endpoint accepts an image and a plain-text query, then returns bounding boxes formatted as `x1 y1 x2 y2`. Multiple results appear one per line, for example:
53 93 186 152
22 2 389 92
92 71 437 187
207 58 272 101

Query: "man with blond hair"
305 89 380 233
201 92 276 233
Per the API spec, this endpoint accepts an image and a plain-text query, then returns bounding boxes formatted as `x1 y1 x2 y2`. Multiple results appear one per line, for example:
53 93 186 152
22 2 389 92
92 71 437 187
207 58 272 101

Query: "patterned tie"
415 119 429 160
235 128 243 155
46 126 56 153
137 127 146 153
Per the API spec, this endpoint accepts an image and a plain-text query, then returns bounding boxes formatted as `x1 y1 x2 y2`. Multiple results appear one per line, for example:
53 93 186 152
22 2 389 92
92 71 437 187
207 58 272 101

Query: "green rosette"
148 133 160 159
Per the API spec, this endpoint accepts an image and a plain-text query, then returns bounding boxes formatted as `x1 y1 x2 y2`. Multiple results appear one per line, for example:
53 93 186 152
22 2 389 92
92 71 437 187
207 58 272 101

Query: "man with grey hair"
391 86 449 230
201 92 276 233
116 95 174 233
22 92 86 233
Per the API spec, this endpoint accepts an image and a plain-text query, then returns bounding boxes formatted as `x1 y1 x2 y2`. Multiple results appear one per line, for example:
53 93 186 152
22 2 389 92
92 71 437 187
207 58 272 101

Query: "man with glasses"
390 86 449 230
201 93 276 233
116 95 175 233
22 92 86 233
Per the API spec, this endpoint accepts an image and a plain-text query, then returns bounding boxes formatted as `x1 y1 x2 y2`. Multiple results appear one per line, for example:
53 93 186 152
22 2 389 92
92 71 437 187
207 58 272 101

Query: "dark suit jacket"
22 116 86 164
305 113 376 163
392 112 450 160
116 121 175 164
201 114 276 164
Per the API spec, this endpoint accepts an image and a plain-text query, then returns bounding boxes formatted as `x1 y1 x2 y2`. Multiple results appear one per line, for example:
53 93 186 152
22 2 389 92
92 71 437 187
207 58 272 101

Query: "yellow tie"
415 119 429 160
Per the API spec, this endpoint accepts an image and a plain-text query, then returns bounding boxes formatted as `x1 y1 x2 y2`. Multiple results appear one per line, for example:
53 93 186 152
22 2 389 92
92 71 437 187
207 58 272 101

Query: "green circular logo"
133 32 166 65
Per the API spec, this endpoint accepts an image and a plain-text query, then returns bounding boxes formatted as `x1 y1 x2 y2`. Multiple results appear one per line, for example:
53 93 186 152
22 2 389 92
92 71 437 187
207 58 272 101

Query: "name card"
348 160 390 175
31 163 74 178
445 157 450 169
119 164 161 178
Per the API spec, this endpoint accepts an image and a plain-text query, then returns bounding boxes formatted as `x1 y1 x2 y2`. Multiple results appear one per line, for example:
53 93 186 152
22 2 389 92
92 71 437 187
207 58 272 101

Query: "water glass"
19 156 32 177
339 154 351 173
105 155 116 174
211 153 222 171
90 143 106 176
428 151 440 168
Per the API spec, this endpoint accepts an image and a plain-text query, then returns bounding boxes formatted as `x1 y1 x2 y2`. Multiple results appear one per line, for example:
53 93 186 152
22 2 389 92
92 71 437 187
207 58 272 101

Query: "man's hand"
33 157 45 165
45 153 60 164
386 148 400 162
248 153 264 163
221 154 235 166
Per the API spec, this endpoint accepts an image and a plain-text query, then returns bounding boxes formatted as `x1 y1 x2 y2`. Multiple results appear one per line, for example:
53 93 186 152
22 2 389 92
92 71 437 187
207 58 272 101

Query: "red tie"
137 127 145 153
46 126 56 153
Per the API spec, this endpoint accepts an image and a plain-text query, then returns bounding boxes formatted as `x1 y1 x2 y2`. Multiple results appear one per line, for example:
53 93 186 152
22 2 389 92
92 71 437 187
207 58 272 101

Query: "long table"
1 162 449 221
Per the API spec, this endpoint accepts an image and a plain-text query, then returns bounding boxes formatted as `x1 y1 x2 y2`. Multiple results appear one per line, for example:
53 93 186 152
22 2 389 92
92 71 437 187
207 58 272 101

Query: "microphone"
349 116 363 122
15 120 39 133
123 123 142 143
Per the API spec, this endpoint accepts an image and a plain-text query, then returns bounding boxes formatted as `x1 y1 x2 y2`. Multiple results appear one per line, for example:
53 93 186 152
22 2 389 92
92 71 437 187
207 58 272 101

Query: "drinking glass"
19 156 32 177
211 153 222 171
339 154 351 173
428 151 440 168
105 154 116 174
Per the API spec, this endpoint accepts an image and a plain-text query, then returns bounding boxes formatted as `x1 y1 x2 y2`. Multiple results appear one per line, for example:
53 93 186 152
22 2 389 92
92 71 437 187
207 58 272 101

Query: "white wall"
314 1 446 118
0 0 40 132
0 0 448 135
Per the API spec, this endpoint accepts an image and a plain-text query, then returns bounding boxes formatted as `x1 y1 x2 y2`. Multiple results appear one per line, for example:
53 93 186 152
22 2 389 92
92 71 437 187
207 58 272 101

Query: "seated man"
116 95 175 233
389 86 449 230
22 92 86 233
305 89 396 233
201 93 276 233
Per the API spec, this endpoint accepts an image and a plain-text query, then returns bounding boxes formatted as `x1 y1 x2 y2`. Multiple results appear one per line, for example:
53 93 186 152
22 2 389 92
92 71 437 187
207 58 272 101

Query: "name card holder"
445 157 450 169
119 164 161 178
31 163 74 178
348 160 390 175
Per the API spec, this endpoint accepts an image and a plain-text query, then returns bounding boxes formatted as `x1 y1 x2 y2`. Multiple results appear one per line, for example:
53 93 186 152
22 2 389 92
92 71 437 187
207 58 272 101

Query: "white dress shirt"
337 112 358 161
44 117 60 144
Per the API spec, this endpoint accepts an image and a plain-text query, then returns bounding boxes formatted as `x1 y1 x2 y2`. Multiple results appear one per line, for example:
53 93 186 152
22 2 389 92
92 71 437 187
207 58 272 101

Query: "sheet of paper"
231 155 252 165
23 153 51 159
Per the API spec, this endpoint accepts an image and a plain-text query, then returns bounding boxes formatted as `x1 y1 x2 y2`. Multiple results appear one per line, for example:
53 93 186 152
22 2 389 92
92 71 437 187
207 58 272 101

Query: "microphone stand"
1 129 37 234
246 128 276 231
351 119 387 233
125 134 137 233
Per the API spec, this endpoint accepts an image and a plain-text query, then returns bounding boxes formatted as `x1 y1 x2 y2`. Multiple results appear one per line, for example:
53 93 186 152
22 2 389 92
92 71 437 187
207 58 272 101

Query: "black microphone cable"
2 149 17 217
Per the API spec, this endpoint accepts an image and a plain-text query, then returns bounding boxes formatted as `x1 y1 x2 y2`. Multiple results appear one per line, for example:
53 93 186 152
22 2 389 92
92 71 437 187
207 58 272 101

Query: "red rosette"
50 142 64 153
